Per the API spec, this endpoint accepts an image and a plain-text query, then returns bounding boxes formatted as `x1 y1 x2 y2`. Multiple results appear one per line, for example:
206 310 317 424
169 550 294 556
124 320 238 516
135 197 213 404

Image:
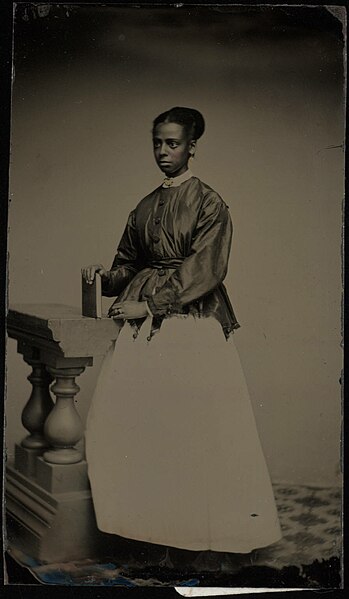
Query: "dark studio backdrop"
6 4 344 489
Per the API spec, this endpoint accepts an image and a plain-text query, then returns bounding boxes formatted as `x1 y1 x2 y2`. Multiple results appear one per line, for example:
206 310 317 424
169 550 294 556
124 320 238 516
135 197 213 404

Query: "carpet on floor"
5 483 342 588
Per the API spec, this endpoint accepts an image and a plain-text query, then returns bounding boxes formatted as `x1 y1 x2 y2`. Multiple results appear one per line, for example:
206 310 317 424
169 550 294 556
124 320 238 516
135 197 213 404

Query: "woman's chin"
157 164 188 177
158 166 172 176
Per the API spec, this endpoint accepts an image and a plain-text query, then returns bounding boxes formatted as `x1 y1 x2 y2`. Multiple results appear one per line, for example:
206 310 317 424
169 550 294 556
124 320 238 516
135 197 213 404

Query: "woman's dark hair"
153 107 205 141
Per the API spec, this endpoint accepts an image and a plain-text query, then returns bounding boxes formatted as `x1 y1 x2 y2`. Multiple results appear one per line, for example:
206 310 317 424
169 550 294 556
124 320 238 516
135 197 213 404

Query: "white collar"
162 169 193 188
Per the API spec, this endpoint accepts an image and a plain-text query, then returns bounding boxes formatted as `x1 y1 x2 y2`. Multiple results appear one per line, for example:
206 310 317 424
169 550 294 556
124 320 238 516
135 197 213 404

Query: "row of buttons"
151 194 166 257
150 193 167 261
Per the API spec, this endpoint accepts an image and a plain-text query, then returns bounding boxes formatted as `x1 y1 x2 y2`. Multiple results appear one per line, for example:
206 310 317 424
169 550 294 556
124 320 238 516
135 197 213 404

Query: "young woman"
82 107 281 571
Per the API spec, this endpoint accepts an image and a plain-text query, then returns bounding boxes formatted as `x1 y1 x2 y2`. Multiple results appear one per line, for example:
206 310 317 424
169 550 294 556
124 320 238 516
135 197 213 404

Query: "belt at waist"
146 257 185 270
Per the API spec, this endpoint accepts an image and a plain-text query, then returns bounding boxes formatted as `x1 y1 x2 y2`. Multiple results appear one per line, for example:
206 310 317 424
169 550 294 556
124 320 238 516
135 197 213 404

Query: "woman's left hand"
108 301 149 320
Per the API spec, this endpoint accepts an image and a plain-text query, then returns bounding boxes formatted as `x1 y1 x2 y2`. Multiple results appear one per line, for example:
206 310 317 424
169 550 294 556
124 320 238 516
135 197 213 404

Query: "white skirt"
85 315 281 553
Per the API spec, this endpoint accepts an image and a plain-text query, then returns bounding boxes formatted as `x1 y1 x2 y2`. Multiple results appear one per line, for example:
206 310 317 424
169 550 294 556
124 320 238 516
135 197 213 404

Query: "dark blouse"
102 176 240 338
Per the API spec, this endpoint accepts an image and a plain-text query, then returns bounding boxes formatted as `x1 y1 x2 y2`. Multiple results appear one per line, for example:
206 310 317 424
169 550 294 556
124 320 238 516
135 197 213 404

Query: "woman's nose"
159 143 168 156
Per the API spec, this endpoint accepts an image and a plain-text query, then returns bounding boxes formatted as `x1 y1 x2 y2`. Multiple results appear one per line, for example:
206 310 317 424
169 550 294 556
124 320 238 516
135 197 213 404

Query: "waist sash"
146 257 185 270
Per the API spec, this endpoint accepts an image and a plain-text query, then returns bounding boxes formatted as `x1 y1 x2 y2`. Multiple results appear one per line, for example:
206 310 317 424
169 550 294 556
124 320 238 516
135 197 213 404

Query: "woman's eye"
169 142 179 148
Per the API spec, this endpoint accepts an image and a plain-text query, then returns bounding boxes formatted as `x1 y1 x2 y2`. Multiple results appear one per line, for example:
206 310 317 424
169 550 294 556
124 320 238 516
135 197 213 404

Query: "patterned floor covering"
6 483 342 588
254 483 342 568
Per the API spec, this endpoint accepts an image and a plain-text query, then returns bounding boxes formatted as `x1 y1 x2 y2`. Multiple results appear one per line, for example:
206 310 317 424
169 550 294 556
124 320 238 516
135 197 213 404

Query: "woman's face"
153 122 195 177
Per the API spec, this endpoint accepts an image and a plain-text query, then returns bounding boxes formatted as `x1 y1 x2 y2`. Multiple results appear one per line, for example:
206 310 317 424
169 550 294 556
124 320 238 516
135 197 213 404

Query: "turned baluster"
21 359 54 449
43 367 85 464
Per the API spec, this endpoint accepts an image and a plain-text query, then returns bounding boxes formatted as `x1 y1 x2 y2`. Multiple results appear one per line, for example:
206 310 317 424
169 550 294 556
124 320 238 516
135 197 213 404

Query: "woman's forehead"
153 122 185 139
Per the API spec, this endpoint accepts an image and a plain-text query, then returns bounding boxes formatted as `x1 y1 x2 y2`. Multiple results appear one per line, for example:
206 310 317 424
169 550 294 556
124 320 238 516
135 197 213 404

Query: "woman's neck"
162 169 193 188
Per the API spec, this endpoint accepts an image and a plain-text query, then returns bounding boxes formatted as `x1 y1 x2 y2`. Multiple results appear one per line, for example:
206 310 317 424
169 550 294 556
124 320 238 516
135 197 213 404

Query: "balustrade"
21 358 54 450
43 366 85 464
6 303 120 562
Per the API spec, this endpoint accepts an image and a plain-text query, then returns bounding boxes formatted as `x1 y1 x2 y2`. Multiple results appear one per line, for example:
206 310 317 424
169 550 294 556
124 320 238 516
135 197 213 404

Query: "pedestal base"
36 457 89 493
15 444 43 478
5 463 103 563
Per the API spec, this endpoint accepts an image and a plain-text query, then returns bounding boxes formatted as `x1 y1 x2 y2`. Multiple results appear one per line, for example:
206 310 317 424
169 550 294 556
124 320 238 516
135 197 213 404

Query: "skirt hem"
94 521 282 554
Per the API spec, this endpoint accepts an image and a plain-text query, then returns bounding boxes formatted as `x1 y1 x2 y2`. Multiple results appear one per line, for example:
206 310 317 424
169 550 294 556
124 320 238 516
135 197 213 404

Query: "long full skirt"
85 315 281 553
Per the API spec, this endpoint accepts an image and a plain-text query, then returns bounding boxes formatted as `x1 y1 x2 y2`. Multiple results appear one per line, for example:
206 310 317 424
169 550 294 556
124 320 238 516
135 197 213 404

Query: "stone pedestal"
14 444 42 479
36 458 89 494
6 463 102 563
6 304 121 563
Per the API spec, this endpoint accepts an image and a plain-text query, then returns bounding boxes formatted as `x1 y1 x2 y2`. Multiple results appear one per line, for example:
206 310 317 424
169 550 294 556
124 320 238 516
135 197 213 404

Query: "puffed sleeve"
145 193 232 315
102 210 143 297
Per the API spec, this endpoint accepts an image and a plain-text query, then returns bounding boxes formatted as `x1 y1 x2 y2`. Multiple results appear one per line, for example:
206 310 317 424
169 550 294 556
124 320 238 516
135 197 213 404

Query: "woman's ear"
189 140 197 156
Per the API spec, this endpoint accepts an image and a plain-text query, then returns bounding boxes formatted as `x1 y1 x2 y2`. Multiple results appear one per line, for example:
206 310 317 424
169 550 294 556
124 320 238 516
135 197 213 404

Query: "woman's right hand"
81 264 108 285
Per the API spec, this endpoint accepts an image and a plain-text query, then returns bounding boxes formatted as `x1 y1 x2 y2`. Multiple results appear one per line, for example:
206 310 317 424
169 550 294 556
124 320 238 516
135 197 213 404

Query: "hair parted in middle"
153 107 205 141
